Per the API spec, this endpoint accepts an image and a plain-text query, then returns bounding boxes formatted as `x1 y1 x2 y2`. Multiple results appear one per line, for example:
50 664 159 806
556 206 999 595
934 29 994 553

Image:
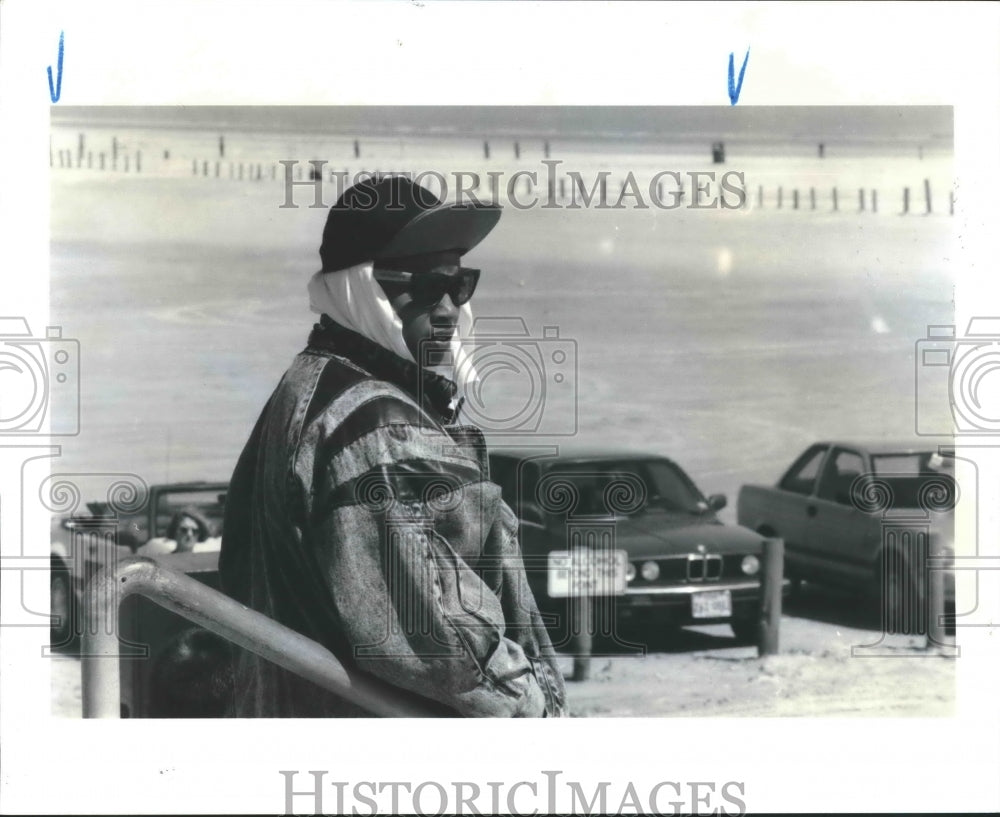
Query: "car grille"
629 553 748 587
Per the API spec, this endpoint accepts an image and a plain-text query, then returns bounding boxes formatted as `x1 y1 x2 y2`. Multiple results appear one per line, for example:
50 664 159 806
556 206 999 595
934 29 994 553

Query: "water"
47 116 955 520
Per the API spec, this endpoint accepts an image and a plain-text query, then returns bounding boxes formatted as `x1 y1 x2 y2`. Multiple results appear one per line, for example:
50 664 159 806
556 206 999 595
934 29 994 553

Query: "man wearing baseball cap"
220 175 566 717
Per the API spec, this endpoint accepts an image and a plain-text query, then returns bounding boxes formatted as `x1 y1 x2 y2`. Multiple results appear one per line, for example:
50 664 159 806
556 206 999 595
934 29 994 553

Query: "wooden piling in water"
777 187 783 209
859 188 865 212
902 187 910 214
924 178 932 214
832 187 838 211
792 190 799 210
810 188 815 210
872 189 877 213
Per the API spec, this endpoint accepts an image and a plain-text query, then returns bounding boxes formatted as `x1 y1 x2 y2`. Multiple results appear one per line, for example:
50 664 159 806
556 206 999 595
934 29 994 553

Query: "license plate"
547 549 628 598
691 589 733 619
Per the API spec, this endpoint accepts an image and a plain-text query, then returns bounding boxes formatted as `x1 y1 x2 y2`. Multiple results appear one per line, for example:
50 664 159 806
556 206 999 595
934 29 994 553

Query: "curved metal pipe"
81 556 436 718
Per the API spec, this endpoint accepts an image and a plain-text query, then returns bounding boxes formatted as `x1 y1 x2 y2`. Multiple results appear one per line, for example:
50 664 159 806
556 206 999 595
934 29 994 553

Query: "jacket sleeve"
303 414 555 717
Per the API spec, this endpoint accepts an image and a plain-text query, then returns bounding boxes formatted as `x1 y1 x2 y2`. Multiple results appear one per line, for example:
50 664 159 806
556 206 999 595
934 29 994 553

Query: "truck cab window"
779 445 828 496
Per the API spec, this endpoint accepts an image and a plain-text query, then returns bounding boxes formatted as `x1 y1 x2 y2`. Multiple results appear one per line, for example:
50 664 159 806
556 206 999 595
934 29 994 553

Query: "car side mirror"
707 493 727 512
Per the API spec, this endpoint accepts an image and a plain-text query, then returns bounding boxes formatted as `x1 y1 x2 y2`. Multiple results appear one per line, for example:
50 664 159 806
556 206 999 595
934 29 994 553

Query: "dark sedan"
488 447 775 645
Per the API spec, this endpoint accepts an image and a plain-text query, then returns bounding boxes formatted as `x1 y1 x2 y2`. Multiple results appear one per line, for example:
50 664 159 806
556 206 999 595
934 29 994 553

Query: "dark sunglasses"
373 266 480 308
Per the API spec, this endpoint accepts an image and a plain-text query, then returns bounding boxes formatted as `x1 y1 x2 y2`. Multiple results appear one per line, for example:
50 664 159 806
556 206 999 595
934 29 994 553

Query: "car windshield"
155 488 227 537
538 459 706 516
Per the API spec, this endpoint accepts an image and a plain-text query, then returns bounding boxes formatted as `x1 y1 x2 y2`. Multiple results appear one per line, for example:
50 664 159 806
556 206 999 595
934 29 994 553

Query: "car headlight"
741 555 760 576
625 562 637 582
641 560 660 581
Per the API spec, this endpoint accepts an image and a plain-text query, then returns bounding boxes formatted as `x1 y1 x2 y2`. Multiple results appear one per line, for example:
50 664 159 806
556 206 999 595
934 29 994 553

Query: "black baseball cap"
319 175 502 272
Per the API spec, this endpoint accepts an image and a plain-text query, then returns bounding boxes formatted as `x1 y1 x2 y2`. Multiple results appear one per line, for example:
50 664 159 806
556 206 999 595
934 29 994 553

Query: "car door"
808 446 877 583
774 444 829 574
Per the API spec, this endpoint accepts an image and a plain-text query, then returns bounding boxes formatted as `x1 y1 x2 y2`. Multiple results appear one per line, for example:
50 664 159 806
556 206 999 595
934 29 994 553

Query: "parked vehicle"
49 481 227 648
737 441 956 629
488 447 778 645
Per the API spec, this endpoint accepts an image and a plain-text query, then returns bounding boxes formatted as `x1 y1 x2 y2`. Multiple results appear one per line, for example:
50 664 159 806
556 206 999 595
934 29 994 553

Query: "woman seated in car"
138 508 220 555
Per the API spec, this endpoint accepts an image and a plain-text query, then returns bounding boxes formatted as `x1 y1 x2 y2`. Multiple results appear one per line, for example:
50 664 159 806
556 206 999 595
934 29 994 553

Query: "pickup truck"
737 441 955 630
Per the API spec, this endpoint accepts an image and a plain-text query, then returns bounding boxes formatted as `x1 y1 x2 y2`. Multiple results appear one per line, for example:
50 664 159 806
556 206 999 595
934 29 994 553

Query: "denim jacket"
219 319 567 717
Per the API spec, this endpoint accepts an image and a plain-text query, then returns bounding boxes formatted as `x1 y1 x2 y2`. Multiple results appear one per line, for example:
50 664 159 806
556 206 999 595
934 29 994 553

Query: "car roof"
815 439 954 456
488 445 674 465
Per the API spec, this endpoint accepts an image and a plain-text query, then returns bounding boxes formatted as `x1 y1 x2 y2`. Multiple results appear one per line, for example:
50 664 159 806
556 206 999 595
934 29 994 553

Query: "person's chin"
422 339 455 366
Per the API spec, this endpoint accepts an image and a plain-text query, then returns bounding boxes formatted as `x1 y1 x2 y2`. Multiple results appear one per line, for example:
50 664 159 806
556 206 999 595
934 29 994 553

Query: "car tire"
50 567 76 650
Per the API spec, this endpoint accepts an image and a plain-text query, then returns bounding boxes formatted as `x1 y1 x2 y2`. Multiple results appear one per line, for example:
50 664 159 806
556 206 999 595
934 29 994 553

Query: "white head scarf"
307 262 479 410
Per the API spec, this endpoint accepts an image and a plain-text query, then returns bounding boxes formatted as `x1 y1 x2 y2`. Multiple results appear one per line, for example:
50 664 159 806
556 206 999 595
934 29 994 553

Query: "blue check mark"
48 31 64 103
728 48 750 105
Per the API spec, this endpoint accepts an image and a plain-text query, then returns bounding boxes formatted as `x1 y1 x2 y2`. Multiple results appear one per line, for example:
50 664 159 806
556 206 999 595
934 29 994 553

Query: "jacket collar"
306 314 458 423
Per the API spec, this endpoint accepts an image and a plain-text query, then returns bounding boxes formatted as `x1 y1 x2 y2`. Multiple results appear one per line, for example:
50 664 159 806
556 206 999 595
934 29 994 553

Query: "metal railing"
81 556 437 718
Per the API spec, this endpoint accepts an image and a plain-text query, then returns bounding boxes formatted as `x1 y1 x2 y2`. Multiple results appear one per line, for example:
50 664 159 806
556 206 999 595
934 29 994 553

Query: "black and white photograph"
2 2 999 814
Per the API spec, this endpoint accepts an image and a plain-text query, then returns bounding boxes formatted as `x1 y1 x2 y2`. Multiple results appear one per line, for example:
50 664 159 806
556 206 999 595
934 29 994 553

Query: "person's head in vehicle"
166 508 211 553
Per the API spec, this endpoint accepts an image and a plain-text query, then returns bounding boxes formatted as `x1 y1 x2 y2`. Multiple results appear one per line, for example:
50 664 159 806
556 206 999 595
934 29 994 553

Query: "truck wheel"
50 568 76 649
